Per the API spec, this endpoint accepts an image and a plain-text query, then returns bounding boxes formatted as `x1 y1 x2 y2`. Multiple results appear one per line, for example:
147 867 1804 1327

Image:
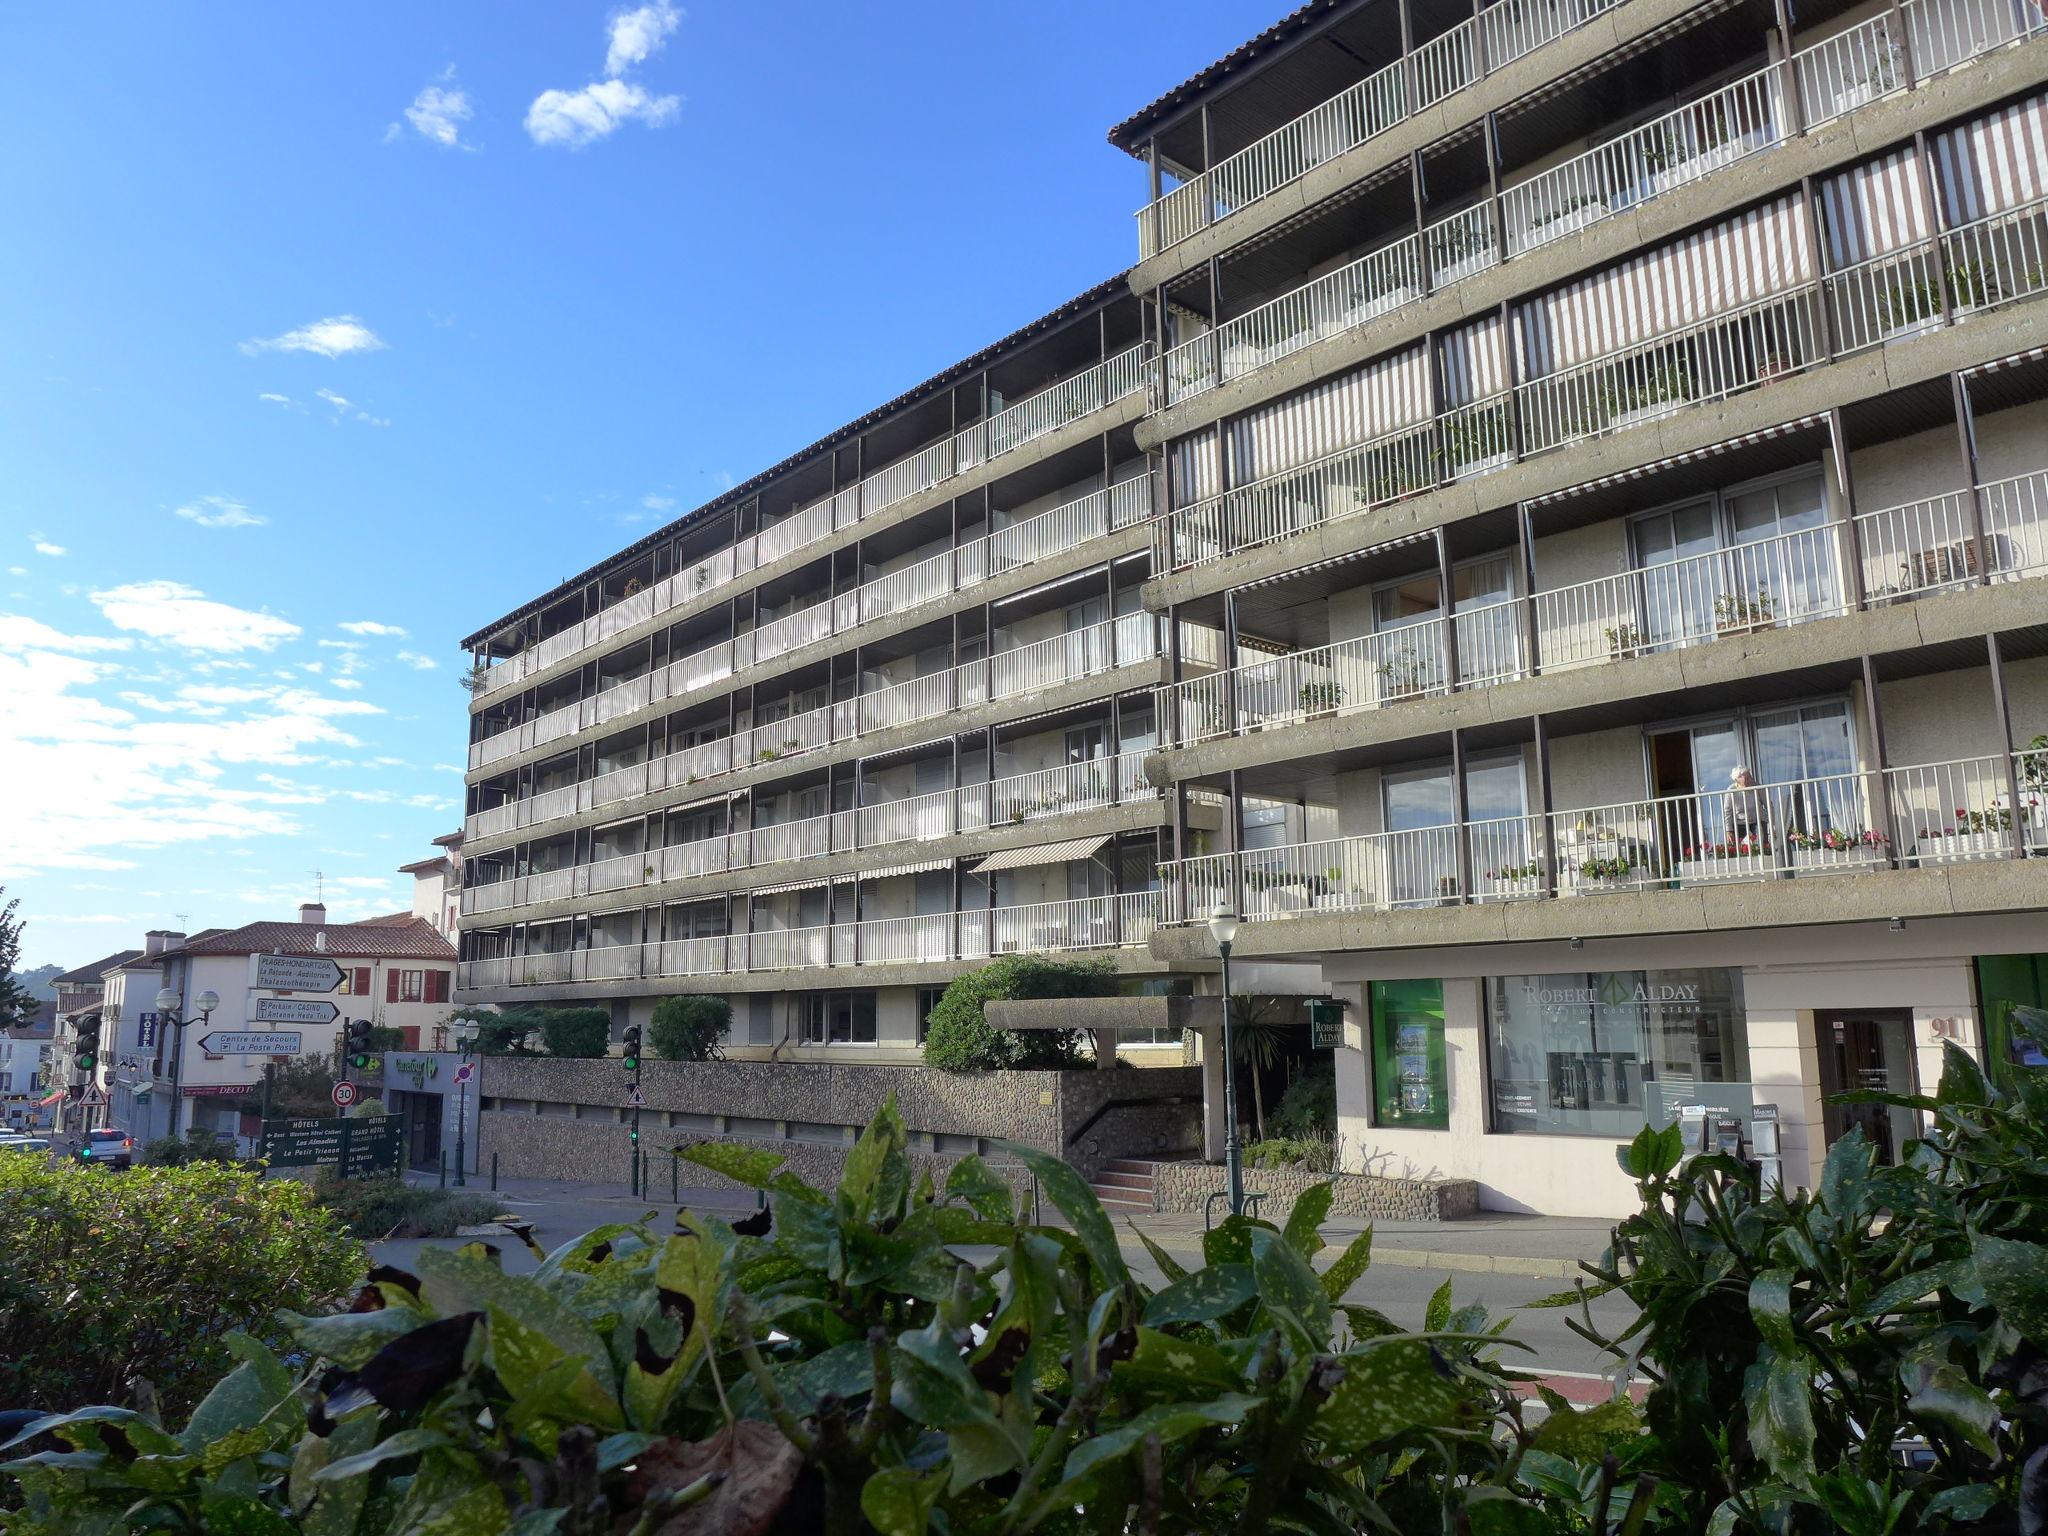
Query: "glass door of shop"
1814 1009 1918 1163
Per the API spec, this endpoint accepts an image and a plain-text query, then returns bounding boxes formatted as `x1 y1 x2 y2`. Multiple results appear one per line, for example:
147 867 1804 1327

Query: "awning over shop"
970 835 1111 875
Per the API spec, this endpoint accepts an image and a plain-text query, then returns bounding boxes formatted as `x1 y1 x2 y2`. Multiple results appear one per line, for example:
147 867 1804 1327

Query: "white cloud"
528 2 681 148
174 495 266 530
331 677 364 690
605 1 681 75
317 638 363 650
258 392 292 405
314 387 391 428
91 581 301 653
642 493 676 511
403 79 474 148
0 615 132 654
526 79 678 147
30 535 66 557
240 315 386 359
6 567 24 576
338 620 407 637
396 650 439 671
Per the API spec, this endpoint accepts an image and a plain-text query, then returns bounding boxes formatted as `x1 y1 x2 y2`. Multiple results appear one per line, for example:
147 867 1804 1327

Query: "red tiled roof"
354 912 418 927
53 949 144 986
168 917 455 962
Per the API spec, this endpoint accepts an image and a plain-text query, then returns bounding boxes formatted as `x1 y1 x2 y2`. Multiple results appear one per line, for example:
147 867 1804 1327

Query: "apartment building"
458 0 2048 1211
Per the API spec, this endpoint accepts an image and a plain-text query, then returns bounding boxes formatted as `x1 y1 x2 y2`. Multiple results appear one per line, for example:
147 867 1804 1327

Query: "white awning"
747 858 950 898
970 835 1111 874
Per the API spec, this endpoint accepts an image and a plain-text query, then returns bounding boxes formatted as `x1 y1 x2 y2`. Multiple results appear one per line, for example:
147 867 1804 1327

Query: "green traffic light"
622 1055 639 1071
351 1053 371 1069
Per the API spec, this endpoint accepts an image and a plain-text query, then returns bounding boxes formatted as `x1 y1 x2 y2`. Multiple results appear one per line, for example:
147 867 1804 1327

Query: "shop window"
1370 980 1449 1130
1486 968 1750 1137
1977 954 2048 1084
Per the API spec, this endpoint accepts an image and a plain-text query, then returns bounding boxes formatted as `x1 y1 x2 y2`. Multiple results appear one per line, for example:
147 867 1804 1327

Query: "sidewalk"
407 1168 1612 1281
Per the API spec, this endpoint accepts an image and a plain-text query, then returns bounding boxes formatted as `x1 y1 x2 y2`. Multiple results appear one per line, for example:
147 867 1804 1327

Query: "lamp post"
154 986 220 1142
453 1021 478 1188
1207 901 1245 1217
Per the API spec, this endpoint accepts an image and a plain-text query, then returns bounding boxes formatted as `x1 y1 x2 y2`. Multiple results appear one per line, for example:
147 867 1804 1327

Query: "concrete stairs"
1089 1157 1165 1213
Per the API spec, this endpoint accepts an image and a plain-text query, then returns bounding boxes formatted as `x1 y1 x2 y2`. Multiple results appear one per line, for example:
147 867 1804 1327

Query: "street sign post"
453 1061 474 1085
253 954 344 992
626 1084 646 1109
252 998 338 1025
330 1080 358 1109
199 1030 304 1056
258 1115 402 1179
81 1085 107 1108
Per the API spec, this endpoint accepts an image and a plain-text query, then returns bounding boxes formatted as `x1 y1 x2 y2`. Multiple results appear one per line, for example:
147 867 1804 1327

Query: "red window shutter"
386 967 400 1003
401 1025 421 1049
429 970 450 1003
357 967 371 996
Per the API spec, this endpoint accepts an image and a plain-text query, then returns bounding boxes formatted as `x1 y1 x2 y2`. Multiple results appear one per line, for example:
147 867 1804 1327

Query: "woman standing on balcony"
1723 765 1772 850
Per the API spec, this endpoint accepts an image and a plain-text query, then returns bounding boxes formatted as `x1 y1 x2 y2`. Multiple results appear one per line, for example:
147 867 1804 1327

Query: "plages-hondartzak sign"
252 954 344 992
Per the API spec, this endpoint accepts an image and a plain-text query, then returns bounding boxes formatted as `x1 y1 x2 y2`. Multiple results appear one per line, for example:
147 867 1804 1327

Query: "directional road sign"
252 997 338 1025
254 953 344 992
330 1080 358 1109
199 1030 303 1056
258 1115 402 1178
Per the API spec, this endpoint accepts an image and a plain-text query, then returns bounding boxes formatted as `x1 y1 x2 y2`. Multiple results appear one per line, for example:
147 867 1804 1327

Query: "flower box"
1832 80 1885 115
1449 448 1515 481
1523 200 1609 248
1608 398 1688 431
1432 249 1497 288
1313 892 1364 913
1642 136 1753 197
1677 858 1766 885
1913 830 2013 865
1478 873 1547 901
1790 846 1888 875
1566 872 1638 895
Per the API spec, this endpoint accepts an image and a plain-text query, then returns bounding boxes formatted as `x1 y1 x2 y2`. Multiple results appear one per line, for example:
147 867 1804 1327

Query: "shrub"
536 1005 611 1058
0 1159 360 1414
310 1177 506 1239
920 954 1115 1070
141 1128 239 1166
1269 1058 1337 1139
1244 1134 1338 1172
648 994 730 1061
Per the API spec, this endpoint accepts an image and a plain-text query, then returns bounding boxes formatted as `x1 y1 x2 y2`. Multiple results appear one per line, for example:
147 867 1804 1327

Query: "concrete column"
1197 1023 1227 1160
1331 985 1370 1174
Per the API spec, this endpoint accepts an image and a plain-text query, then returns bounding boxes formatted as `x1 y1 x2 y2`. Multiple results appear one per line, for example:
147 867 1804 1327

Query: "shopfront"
1326 914 2029 1216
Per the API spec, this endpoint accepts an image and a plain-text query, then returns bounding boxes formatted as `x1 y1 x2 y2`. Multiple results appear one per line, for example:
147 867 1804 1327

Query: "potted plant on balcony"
1313 866 1360 912
1480 859 1547 900
1570 851 1641 894
1879 273 1944 338
1787 826 1890 874
1298 680 1344 719
1443 408 1513 479
1377 645 1429 701
1526 192 1608 245
1604 622 1648 659
1601 359 1695 430
1911 803 2027 864
1713 590 1777 636
459 663 494 695
1834 46 1903 115
1677 835 1773 884
1431 216 1495 287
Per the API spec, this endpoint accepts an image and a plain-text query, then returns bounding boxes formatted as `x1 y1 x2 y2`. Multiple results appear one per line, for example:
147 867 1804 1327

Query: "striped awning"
1966 345 2048 376
747 858 950 898
1525 416 1825 507
970 835 1111 874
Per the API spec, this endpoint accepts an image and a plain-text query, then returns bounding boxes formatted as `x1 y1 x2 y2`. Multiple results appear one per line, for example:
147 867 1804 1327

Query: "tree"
230 1052 341 1120
920 954 1117 1070
0 888 36 1033
1229 994 1295 1141
536 1005 611 1058
453 1003 541 1055
648 995 729 1061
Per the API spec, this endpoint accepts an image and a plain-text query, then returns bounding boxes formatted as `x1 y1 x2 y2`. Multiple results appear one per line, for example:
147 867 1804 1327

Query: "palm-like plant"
1229 993 1295 1141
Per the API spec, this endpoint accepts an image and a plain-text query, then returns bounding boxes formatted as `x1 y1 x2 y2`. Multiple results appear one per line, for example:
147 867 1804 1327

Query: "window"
425 971 450 1004
799 992 877 1046
1625 470 1835 649
917 987 946 1043
340 967 371 996
1370 980 1449 1129
1486 968 1751 1137
396 970 425 1003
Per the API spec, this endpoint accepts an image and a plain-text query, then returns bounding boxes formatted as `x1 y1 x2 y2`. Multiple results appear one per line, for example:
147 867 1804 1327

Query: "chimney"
298 902 327 926
143 929 184 957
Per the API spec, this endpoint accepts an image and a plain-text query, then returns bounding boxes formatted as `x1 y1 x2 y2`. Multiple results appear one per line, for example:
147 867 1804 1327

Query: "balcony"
1156 466 2048 746
1135 0 1625 259
456 890 1163 991
1155 193 2048 574
1150 0 2046 416
459 751 1161 917
468 345 1150 705
1157 748 2046 926
464 613 1203 844
467 478 1155 773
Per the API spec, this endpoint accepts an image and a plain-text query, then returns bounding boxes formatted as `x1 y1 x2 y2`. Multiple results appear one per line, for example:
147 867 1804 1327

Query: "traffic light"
73 1017 101 1077
345 1018 373 1071
621 1025 642 1074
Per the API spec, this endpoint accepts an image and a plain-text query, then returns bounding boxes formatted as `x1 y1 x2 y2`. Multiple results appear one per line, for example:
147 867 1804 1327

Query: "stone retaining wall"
475 1056 1202 1188
1149 1159 1480 1223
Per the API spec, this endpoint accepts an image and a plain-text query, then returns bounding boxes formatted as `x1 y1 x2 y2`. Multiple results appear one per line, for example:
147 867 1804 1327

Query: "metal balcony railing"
1135 0 1623 258
1157 752 2040 926
462 614 1196 845
1156 193 2048 573
467 345 1149 705
1153 464 2048 747
457 750 1164 917
455 889 1162 990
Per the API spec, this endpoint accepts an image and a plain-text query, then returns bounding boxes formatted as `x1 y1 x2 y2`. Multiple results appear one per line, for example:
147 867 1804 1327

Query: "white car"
0 1137 52 1155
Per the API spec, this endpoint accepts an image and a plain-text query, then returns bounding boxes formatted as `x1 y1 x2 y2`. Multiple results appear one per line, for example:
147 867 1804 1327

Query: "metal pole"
491 1152 499 1192
439 1149 447 1189
1219 940 1244 1217
454 1073 468 1188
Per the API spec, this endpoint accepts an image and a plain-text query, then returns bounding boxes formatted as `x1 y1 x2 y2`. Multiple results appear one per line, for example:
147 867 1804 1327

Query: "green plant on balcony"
1604 622 1647 656
1376 645 1428 699
1713 589 1777 632
1432 216 1489 266
1879 272 1943 330
1355 454 1434 505
1638 122 1686 173
1600 358 1694 421
756 746 781 763
458 663 493 695
2022 733 2048 791
1443 408 1511 472
1579 852 1639 881
1297 680 1344 716
1485 860 1545 882
1527 193 1603 235
1947 258 2002 311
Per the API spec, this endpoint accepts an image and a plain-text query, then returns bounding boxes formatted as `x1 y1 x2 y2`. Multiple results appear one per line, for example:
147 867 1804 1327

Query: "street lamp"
452 1020 478 1188
154 986 220 1141
1207 901 1245 1217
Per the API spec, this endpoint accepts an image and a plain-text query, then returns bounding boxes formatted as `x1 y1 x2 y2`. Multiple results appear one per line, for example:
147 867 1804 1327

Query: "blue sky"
0 2 1259 968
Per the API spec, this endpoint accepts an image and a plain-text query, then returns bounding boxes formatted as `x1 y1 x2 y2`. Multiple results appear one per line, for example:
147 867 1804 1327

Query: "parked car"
0 1137 52 1156
80 1127 134 1168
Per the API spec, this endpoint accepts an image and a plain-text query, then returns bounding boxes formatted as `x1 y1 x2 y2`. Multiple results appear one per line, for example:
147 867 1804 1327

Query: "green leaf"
1465 1493 1557 1535
1747 1269 1799 1354
1744 1345 1818 1484
675 1139 791 1192
1062 1394 1260 1482
1971 1230 2048 1344
1317 1339 1469 1451
988 1138 1126 1287
1 1406 181 1456
837 1092 907 1226
1128 1223 1190 1284
780 1339 873 1416
1819 1130 1876 1222
313 1428 452 1484
180 1361 287 1453
1112 1327 1242 1396
196 1494 297 1536
1282 1182 1333 1257
1528 1394 1641 1459
1319 1225 1374 1302
862 1466 943 1536
1862 1259 1971 1317
1923 1485 2000 1523
1423 1276 1453 1333
943 1156 1015 1222
1906 1377 2001 1460
1202 1214 1257 1268
1936 1041 1989 1106
385 1447 509 1535
890 1321 996 1429
279 1306 432 1369
1143 1263 1255 1326
1251 1226 1332 1348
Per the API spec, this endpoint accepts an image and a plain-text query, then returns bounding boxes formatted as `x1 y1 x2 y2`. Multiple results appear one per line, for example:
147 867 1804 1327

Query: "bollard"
629 1148 639 1199
438 1152 446 1190
490 1153 498 1193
